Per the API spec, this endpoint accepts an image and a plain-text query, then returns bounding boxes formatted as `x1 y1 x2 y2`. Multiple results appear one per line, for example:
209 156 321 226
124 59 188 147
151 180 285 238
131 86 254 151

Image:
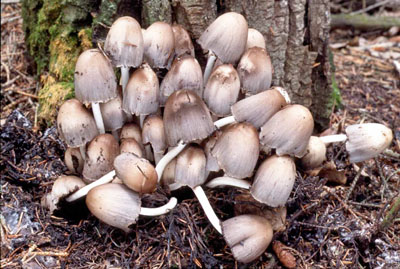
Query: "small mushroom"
114 152 158 193
120 138 143 157
251 155 296 207
237 47 273 96
120 123 143 145
245 28 266 50
259 104 314 158
300 136 327 170
64 147 84 174
82 134 120 183
172 23 195 57
100 89 127 139
222 214 273 264
142 115 167 163
174 145 207 188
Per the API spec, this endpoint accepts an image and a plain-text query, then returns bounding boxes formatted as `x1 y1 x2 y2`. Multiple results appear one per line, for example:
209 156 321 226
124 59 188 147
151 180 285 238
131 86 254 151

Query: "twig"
345 163 364 202
378 195 400 232
351 0 391 15
0 0 20 4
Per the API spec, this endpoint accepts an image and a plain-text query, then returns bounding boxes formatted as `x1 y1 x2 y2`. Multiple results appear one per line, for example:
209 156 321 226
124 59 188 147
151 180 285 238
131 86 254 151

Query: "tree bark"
22 0 333 129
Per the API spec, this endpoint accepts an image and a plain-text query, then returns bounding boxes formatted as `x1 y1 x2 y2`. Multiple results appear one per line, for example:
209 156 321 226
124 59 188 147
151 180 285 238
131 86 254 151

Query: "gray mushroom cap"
203 64 240 116
123 64 159 116
142 115 167 153
198 12 248 63
57 98 99 148
114 152 157 193
163 90 215 147
42 176 86 214
64 147 84 175
143 21 175 69
231 87 287 129
245 28 266 50
160 55 203 105
203 130 222 172
237 47 273 95
74 49 117 104
86 183 141 233
222 214 273 264
100 89 127 131
211 123 259 178
259 104 314 158
82 134 120 183
104 16 144 67
345 123 393 163
301 136 327 169
251 155 296 207
172 24 195 57
175 145 207 188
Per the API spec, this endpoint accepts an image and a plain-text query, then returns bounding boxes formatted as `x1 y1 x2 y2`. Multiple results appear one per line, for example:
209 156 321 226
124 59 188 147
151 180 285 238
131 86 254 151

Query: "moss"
328 49 342 110
141 0 172 28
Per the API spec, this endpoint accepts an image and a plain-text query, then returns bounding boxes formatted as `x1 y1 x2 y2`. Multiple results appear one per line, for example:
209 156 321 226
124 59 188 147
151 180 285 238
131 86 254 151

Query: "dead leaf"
272 241 297 269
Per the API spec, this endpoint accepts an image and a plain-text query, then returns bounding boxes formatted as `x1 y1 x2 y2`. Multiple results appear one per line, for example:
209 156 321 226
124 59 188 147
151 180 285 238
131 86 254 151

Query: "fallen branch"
331 14 400 30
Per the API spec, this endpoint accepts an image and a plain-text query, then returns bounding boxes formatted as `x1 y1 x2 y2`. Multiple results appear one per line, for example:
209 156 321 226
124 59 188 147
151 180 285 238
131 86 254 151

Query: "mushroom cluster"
43 13 394 264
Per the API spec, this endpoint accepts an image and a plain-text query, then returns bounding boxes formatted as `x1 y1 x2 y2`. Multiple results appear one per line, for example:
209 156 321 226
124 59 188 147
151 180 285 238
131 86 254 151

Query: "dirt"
1 2 399 269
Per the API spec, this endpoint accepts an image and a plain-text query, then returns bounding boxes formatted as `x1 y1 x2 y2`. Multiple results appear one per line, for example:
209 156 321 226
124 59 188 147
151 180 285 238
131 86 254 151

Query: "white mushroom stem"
203 51 217 84
66 170 116 202
79 146 86 161
156 141 186 181
319 134 347 144
91 102 105 134
214 115 236 129
206 176 251 190
139 197 178 216
121 66 130 93
192 186 222 234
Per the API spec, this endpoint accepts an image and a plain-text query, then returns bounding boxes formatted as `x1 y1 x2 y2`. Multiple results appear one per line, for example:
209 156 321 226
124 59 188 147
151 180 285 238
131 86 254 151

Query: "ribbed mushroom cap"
82 134 120 183
160 55 203 105
120 123 142 144
345 123 393 163
172 24 195 57
114 152 157 193
211 123 259 178
237 47 273 95
245 28 266 50
64 147 84 174
161 158 176 186
42 176 86 214
260 104 314 158
120 138 143 158
86 183 141 233
57 99 99 147
143 21 175 69
301 136 327 169
142 115 167 153
175 145 207 188
164 90 215 147
222 214 273 264
251 155 296 207
74 49 117 104
123 64 159 116
100 90 127 131
231 87 287 129
104 16 144 67
203 64 240 116
198 12 248 63
203 130 222 172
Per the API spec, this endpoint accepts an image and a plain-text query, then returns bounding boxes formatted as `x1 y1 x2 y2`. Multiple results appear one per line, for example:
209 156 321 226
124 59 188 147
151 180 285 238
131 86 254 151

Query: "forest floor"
1 2 399 269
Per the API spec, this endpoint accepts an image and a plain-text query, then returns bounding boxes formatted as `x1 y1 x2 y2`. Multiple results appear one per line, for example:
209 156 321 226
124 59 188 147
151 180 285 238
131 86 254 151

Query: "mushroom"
82 134 120 183
74 49 117 134
120 123 143 144
203 64 240 117
86 183 177 232
250 155 296 207
237 47 273 96
142 115 167 164
300 136 327 170
104 16 144 93
203 130 222 173
42 176 86 214
159 55 203 105
198 12 248 83
64 147 84 175
143 21 175 69
120 138 143 158
172 23 195 57
222 214 273 263
114 152 158 194
245 28 266 50
57 98 99 159
100 89 127 140
123 63 159 126
259 104 314 158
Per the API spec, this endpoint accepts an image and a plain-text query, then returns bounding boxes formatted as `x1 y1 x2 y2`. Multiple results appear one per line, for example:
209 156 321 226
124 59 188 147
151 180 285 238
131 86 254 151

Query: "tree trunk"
22 0 333 129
